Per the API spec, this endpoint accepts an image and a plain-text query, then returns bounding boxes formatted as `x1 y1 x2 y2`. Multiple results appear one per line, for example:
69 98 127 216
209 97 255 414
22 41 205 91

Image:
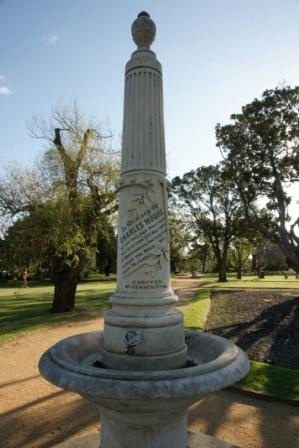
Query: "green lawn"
238 361 299 401
191 273 299 290
184 288 210 330
1 273 298 401
2 274 296 343
182 274 299 401
0 278 115 342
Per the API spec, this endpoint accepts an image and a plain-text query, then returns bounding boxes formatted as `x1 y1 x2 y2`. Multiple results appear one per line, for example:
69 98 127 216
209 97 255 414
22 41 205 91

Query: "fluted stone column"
102 12 187 370
39 13 250 448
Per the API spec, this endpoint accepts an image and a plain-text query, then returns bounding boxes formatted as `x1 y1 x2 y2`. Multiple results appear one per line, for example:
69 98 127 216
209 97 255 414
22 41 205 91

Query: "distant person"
22 269 29 288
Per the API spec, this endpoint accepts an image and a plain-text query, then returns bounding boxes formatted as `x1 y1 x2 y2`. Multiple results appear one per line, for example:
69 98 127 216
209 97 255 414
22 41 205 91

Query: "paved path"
0 277 298 448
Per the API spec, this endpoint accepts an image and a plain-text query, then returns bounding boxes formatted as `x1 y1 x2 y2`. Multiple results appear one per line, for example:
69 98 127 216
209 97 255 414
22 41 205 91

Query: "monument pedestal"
101 14 187 371
39 331 249 448
103 290 187 370
100 406 187 448
53 431 242 448
39 12 249 448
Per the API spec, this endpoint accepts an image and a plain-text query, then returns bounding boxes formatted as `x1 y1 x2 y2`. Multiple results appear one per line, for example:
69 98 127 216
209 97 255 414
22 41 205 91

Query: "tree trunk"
201 251 207 273
285 256 299 273
218 259 227 282
256 253 262 277
105 259 111 277
52 266 79 313
237 264 242 280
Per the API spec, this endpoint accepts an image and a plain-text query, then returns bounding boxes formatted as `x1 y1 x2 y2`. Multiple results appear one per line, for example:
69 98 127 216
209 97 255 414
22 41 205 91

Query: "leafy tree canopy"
216 86 299 271
0 104 120 311
168 211 190 273
171 164 245 281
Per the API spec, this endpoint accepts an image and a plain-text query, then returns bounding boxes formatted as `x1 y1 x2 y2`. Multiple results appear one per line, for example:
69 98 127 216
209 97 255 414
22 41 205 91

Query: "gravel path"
0 278 298 448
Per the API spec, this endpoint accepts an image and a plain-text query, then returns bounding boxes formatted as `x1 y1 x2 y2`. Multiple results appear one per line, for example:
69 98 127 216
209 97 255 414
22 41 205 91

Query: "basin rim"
39 331 250 400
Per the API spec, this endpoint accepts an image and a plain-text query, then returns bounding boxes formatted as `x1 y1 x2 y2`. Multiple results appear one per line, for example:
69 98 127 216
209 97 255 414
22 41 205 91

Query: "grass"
0 278 115 342
238 361 299 401
187 273 299 290
1 273 296 343
180 273 291 330
184 288 210 330
1 272 298 401
182 275 299 401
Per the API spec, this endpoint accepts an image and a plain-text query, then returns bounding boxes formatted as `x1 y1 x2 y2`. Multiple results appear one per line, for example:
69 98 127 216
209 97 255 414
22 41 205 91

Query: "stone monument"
39 12 249 448
102 11 186 371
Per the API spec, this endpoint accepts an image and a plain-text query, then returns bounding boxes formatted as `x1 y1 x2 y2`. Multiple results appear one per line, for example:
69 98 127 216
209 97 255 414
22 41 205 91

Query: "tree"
171 165 244 282
96 220 117 276
228 237 253 279
250 240 288 274
0 105 119 311
169 211 189 273
187 239 212 276
216 86 299 272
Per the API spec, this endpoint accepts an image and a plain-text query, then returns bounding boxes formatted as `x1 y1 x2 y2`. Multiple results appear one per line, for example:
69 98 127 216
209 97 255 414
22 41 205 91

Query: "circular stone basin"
39 330 249 402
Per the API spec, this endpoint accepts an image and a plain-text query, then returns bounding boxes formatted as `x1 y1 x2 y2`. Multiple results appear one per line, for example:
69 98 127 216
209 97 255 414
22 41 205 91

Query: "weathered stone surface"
39 331 249 448
52 431 242 448
39 12 250 448
103 11 186 371
131 11 156 49
40 331 248 384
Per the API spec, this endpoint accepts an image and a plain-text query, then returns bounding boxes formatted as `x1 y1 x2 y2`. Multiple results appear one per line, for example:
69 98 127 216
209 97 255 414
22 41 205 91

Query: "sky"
1 0 299 189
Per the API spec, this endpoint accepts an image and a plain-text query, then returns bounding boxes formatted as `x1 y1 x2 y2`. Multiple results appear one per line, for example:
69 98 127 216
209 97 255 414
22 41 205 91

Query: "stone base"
103 301 187 371
53 431 241 448
39 331 249 448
